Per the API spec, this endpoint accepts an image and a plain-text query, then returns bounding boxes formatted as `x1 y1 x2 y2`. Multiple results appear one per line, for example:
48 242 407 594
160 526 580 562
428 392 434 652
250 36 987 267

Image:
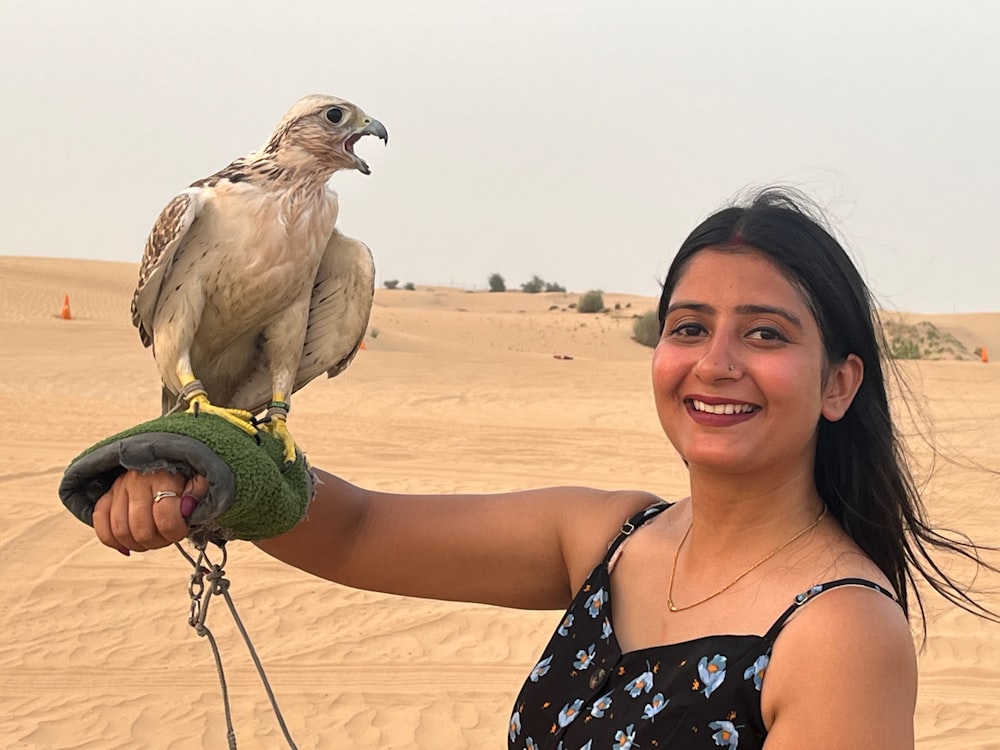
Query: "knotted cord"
176 541 299 749
167 379 207 415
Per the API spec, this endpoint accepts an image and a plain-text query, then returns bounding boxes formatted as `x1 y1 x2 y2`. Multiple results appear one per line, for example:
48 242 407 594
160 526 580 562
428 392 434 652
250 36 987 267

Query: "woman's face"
652 248 852 479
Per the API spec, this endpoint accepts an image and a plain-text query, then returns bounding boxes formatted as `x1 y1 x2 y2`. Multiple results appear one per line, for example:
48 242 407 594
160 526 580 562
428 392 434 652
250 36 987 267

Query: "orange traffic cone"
982 347 989 363
60 294 72 320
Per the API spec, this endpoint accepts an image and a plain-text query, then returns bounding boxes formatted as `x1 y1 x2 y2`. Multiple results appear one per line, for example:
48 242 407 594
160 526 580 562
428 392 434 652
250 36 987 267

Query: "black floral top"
508 503 896 749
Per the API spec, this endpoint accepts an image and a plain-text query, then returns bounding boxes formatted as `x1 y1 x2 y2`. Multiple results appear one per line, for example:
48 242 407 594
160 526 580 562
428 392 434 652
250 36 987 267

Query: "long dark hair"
657 187 997 629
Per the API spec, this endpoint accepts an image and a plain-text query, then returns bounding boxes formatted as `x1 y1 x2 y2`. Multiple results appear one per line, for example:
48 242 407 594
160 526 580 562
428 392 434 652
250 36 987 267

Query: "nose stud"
728 364 735 371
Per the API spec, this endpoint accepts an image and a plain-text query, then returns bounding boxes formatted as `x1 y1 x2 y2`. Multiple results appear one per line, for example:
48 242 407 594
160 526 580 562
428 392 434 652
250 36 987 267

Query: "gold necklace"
667 505 828 612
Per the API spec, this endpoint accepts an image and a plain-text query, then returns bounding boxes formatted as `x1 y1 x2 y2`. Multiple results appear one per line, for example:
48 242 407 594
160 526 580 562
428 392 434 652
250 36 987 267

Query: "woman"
92 190 992 749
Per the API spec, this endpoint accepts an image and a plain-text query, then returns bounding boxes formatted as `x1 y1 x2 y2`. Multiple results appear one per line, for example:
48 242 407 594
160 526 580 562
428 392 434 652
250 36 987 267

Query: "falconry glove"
59 412 315 545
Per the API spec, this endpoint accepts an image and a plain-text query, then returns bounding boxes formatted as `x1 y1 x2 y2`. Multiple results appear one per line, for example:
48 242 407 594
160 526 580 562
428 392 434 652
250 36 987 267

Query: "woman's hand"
92 470 208 555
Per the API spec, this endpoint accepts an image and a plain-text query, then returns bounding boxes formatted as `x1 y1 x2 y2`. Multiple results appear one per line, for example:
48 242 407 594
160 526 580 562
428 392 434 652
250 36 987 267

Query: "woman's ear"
821 353 864 422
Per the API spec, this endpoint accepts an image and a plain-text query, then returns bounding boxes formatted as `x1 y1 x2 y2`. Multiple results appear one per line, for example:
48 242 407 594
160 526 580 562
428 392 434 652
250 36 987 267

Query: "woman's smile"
685 396 761 425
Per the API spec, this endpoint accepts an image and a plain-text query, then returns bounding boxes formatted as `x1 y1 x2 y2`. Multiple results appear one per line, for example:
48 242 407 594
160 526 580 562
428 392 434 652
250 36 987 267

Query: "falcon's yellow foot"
259 411 299 464
186 393 258 438
263 419 298 464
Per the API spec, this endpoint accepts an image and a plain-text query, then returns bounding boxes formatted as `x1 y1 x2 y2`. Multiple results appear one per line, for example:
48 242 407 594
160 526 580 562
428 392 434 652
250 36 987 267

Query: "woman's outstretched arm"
94 466 660 610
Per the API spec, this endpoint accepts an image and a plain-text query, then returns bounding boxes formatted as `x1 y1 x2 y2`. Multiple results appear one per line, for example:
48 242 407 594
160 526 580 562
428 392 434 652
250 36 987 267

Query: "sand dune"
1 256 997 748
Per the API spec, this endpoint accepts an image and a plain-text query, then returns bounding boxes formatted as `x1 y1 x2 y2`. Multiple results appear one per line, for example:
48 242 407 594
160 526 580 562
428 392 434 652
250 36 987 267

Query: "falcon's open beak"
345 117 388 175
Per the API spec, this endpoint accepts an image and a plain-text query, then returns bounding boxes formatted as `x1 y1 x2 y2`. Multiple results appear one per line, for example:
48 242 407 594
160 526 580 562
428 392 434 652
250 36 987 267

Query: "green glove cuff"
59 412 315 544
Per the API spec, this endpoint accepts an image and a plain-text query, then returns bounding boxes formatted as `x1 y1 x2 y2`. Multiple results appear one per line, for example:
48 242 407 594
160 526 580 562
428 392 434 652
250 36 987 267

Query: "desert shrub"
890 338 922 360
521 275 545 293
520 275 566 293
882 319 974 360
577 290 604 313
403 282 415 290
369 327 380 339
384 279 399 289
632 310 660 347
488 273 506 292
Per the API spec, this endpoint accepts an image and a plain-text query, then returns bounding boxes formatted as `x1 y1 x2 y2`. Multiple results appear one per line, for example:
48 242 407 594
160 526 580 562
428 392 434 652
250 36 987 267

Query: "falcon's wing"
131 189 205 348
305 229 376 381
229 228 376 414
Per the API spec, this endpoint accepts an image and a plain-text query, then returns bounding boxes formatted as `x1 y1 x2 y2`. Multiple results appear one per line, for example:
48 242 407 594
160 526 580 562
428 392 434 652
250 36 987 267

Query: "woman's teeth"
691 399 756 415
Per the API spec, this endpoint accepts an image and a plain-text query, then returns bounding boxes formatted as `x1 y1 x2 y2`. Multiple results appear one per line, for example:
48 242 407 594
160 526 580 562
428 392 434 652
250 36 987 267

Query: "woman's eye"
747 327 786 342
325 107 344 124
665 323 706 337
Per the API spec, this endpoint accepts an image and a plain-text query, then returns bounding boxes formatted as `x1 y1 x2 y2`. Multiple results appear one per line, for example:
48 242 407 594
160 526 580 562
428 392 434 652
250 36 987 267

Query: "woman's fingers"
93 470 206 554
116 470 183 550
150 474 207 543
93 492 132 555
183 475 209 518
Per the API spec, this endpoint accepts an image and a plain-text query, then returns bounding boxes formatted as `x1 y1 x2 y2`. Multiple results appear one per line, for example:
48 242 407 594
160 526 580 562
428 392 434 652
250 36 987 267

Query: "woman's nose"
694 334 741 381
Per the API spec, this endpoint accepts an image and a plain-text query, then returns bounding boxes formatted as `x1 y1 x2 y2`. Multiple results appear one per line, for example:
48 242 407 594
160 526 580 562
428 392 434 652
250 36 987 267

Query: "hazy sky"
2 0 997 312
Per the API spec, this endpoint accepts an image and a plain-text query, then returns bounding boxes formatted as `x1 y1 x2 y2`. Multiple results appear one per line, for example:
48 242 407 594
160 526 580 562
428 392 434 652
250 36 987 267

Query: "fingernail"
117 546 131 557
180 494 199 519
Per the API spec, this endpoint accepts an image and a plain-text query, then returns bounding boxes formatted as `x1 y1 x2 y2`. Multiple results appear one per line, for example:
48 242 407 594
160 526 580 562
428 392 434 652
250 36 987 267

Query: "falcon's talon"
183 395 258 438
259 416 299 464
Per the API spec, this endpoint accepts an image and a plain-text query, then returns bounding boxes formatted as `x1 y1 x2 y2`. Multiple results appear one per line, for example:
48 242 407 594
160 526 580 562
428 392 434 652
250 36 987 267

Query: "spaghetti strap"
604 502 671 566
763 577 898 645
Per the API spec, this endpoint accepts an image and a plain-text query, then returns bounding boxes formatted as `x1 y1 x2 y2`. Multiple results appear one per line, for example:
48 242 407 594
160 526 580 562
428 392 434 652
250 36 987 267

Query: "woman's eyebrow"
734 304 804 330
664 301 713 316
665 301 803 330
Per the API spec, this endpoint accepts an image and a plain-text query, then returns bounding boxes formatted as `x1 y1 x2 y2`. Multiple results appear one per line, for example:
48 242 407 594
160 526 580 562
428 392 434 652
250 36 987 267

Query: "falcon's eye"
325 107 344 124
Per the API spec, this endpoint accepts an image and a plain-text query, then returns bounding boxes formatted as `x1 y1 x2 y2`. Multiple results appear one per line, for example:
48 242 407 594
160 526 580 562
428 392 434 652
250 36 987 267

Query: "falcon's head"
262 94 388 175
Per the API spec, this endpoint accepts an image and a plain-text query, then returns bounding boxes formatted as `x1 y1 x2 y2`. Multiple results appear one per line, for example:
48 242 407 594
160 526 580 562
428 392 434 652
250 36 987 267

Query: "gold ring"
152 490 179 504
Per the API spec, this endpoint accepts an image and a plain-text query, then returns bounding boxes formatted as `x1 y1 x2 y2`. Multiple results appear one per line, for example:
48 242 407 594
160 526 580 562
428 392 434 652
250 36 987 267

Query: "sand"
1 256 997 748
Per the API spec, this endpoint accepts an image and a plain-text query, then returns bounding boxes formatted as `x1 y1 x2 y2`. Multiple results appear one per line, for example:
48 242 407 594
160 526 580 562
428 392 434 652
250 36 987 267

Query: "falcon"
131 94 387 462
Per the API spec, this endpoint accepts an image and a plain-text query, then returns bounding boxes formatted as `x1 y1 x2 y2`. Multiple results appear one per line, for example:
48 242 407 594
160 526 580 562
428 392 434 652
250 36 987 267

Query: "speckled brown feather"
131 192 197 347
189 156 288 190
